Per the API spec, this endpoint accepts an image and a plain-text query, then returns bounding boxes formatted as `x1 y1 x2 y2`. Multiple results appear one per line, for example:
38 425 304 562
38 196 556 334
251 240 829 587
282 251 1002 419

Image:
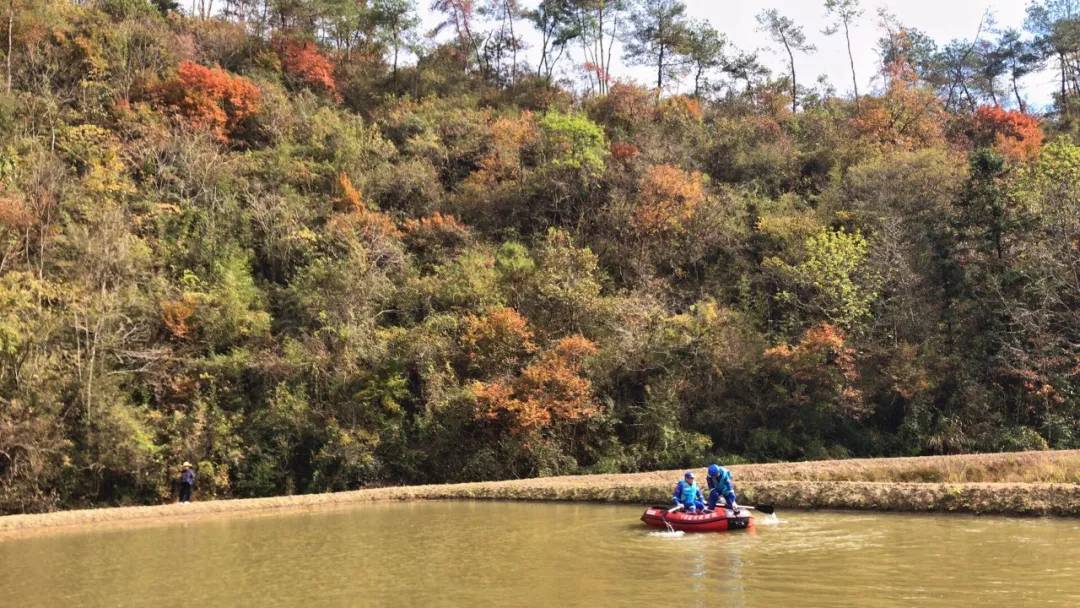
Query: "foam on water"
648 530 686 538
756 513 782 526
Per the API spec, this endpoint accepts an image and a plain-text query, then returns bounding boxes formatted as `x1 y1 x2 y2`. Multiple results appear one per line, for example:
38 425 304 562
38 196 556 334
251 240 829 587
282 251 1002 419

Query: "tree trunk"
844 20 858 103
5 0 12 94
392 31 399 85
657 43 664 90
507 0 517 87
597 4 605 94
782 34 796 112
1011 73 1026 113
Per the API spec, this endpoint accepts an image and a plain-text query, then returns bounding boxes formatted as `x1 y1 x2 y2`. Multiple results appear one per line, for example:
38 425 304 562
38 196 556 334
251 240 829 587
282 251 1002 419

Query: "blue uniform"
706 467 736 510
672 480 705 512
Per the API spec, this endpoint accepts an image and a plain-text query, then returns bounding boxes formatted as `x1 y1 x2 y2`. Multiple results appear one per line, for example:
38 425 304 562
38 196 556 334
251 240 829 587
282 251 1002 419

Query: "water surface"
1 501 1077 607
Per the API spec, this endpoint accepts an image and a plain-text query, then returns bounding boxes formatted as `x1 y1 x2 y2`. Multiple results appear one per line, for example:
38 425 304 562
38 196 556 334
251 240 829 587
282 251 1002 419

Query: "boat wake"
648 530 686 538
755 513 782 526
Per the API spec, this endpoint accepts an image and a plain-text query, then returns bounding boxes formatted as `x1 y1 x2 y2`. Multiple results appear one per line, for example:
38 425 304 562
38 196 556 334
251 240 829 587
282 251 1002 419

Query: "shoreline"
3 450 1079 538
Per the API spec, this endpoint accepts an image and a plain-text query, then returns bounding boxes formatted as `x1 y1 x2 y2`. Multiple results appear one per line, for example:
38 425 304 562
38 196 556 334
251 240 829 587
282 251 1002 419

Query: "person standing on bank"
179 461 196 503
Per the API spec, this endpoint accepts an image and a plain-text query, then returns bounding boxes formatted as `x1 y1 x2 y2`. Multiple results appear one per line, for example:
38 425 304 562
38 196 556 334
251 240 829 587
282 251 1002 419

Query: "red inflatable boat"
640 506 754 532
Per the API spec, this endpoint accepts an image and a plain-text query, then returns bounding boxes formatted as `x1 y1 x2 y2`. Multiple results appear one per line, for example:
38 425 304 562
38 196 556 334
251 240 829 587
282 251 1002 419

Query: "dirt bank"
3 450 1079 538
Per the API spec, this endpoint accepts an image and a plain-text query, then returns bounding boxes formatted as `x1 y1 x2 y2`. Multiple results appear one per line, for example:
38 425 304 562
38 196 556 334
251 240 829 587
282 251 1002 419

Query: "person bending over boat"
672 471 706 513
706 463 740 513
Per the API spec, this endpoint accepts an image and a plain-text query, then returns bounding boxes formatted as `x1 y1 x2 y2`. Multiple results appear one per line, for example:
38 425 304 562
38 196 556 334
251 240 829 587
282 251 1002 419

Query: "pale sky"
418 0 1055 110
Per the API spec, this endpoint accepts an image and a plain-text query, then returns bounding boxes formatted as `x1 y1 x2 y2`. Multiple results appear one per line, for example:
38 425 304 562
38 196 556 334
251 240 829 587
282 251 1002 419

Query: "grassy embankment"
2 450 1079 537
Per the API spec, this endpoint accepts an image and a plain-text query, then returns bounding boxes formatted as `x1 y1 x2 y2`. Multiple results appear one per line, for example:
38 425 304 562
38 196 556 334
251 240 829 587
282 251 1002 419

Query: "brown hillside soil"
3 450 1079 538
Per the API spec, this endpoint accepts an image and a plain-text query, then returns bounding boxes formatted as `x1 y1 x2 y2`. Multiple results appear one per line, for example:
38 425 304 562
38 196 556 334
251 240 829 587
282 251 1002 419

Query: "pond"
1 501 1078 607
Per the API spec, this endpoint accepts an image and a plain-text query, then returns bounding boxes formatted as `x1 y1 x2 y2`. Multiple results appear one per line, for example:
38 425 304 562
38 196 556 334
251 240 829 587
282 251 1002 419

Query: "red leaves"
276 38 339 100
610 141 639 162
154 61 261 143
971 105 1043 162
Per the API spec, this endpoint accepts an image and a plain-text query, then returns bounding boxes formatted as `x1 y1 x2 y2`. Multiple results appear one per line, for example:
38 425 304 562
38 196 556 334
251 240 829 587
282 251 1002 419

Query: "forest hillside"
1 0 1078 514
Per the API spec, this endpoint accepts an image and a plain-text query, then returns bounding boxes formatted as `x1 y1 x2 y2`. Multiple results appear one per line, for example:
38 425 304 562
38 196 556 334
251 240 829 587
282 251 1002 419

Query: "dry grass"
2 450 1078 538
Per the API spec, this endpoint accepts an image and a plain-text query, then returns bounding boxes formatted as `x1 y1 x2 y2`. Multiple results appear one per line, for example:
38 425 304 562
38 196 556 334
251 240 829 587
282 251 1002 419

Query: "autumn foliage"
763 323 867 419
850 61 947 152
971 105 1044 161
153 61 261 142
468 112 538 186
403 212 473 254
328 173 401 239
610 141 640 162
471 335 600 435
276 38 339 99
0 196 32 229
631 164 707 235
461 307 538 374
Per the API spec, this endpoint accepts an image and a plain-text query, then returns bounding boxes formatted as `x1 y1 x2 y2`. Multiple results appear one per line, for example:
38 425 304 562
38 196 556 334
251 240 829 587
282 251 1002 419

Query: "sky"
417 0 1056 110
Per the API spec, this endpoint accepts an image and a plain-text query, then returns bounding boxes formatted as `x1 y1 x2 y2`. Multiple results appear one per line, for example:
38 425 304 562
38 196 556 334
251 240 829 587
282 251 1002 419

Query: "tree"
276 37 339 99
623 0 690 93
721 48 769 95
152 61 262 143
1025 0 1080 118
997 28 1043 112
526 0 580 79
431 0 484 74
478 0 525 86
757 9 816 112
971 105 1044 162
572 0 628 95
684 20 726 98
823 0 863 101
373 0 420 81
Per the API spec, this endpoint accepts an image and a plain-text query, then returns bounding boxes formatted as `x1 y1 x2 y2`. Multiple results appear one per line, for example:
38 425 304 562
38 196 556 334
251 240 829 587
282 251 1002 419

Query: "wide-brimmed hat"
182 461 193 468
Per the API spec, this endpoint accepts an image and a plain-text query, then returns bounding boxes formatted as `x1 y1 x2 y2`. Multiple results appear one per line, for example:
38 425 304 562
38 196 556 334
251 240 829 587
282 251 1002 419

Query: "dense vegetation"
1 0 1079 514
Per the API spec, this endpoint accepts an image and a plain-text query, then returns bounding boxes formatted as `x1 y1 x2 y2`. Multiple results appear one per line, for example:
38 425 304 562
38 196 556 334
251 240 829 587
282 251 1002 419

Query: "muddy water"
1 501 1078 607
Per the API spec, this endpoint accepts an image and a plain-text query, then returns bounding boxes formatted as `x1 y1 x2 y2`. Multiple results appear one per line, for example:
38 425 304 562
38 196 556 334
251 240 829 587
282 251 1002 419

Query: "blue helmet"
683 470 695 479
708 464 720 477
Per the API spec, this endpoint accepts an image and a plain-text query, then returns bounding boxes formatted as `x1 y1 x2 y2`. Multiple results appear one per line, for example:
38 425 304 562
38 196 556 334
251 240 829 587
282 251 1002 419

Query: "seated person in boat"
705 463 740 513
671 471 706 513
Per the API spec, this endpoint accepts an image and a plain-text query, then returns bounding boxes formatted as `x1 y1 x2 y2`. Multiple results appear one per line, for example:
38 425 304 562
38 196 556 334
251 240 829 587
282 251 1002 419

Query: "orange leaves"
468 112 538 187
328 173 401 240
470 334 600 435
161 298 196 339
276 38 339 100
403 212 472 253
631 164 707 236
850 62 945 152
0 195 32 230
461 307 538 374
154 61 261 143
764 323 867 418
658 95 704 123
337 172 363 213
971 105 1043 162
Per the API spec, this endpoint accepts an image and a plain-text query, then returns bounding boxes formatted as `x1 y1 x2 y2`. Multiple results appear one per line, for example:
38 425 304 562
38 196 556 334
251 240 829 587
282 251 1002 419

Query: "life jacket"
677 480 700 504
709 468 733 495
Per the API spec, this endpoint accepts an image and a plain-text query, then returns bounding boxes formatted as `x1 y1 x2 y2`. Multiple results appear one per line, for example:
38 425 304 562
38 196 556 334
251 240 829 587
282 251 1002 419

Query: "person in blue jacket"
671 471 705 513
706 463 739 513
